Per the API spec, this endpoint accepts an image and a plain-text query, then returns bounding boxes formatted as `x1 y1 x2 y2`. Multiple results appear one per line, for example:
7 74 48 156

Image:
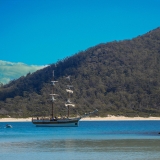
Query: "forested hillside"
1 27 160 117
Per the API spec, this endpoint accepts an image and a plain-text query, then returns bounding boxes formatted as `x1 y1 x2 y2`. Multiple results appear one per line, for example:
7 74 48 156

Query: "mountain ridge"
0 27 160 117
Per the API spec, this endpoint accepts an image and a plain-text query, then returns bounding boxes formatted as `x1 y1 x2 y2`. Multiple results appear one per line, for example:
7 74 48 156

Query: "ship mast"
65 76 75 117
50 70 58 119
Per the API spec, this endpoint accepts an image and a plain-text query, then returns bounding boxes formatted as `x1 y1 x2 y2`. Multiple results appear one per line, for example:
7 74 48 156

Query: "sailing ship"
32 71 98 127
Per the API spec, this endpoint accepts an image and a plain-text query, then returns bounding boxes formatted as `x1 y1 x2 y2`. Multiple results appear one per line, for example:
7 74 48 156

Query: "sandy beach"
0 116 160 122
81 116 160 121
0 117 32 122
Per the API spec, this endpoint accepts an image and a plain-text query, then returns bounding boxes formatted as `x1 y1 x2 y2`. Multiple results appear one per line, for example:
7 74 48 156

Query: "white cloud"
0 60 48 84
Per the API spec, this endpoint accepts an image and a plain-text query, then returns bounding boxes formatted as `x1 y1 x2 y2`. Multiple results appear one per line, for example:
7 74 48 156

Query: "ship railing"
32 117 50 121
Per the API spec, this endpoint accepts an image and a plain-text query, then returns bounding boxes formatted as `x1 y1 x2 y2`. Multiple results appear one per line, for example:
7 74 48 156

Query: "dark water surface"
0 121 160 160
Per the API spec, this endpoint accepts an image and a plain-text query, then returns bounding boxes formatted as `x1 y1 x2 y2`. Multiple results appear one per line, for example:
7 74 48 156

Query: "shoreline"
0 116 160 122
81 116 160 121
0 117 32 122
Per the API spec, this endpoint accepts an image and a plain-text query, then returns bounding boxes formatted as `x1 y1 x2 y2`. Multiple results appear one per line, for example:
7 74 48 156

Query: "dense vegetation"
1 27 160 118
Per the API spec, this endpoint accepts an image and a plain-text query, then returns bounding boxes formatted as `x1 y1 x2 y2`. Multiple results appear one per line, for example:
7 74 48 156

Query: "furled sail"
50 94 58 96
65 103 75 107
50 94 58 102
65 99 75 107
66 89 73 93
51 81 58 85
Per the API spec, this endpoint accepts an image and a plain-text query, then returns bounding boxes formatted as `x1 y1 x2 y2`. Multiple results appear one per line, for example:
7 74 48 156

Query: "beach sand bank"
0 116 160 122
81 116 160 121
0 118 32 122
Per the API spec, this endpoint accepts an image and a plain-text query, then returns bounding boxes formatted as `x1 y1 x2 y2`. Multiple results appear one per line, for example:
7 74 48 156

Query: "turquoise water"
0 121 160 160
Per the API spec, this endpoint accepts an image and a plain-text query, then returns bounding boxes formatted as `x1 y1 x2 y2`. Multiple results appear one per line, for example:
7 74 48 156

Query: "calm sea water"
0 121 160 160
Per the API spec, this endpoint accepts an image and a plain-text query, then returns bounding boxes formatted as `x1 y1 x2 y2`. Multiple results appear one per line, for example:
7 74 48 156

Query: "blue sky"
1 0 160 65
0 0 160 84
